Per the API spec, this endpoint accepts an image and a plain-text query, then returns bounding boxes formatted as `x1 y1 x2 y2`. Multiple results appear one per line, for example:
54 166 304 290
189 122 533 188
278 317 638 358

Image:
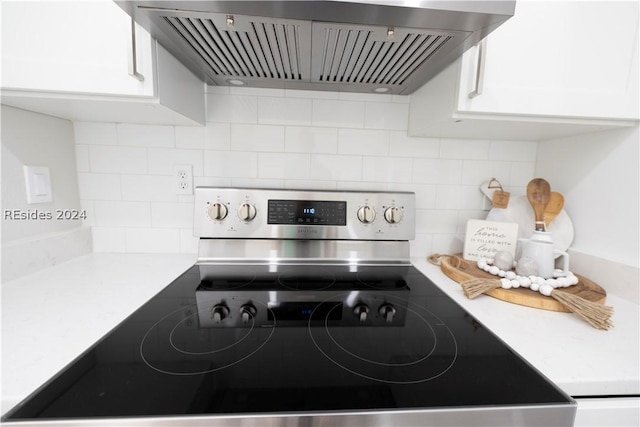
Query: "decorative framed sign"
463 219 519 261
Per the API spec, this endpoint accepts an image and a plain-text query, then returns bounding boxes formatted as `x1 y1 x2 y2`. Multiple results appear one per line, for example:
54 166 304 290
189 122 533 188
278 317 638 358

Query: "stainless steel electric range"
2 188 577 426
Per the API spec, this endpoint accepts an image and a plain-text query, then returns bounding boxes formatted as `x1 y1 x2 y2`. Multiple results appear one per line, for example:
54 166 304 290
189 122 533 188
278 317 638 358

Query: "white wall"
74 86 538 257
537 125 639 268
1 105 91 280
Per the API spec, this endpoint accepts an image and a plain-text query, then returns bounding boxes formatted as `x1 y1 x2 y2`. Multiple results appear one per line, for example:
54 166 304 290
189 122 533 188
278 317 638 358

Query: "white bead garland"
476 258 578 296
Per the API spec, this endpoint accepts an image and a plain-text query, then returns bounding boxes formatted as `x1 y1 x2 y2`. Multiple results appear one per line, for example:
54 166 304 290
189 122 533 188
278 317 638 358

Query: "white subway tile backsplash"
258 97 312 126
440 138 490 160
175 125 206 149
204 151 258 178
310 154 362 181
231 178 285 188
74 122 117 145
148 148 204 176
362 156 412 183
76 87 537 257
312 99 365 128
490 140 538 161
92 227 126 253
230 86 285 97
125 228 180 253
460 160 511 185
75 145 90 172
415 209 459 234
389 132 439 158
285 127 338 154
392 95 410 104
117 124 174 147
77 202 95 231
151 203 194 228
93 201 150 227
206 85 230 95
78 173 121 200
121 175 178 202
285 89 338 100
435 185 484 210
457 210 489 234
338 129 389 156
206 123 231 151
258 153 310 180
364 102 409 131
339 92 392 103
89 146 147 174
285 180 337 190
231 124 285 152
207 94 258 123
432 233 464 255
413 159 463 184
194 176 233 187
179 229 199 254
409 184 437 209
509 161 536 186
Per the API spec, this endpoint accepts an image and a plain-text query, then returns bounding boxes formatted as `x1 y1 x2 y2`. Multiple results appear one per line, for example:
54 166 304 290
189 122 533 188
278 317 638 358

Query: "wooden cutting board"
439 255 607 312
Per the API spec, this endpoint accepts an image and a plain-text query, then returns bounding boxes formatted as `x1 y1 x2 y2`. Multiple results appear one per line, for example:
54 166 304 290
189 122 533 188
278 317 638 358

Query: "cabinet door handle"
468 37 487 99
127 17 144 81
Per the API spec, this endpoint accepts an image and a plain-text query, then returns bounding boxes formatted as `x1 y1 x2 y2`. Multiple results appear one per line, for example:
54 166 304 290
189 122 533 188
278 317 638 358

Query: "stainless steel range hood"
116 1 515 94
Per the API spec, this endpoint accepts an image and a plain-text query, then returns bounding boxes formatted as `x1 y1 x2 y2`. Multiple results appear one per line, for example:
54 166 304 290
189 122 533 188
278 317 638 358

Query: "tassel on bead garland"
458 276 614 331
430 254 614 331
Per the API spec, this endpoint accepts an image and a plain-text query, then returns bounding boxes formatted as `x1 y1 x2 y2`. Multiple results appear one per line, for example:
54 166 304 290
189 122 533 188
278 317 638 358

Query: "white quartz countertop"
2 254 639 416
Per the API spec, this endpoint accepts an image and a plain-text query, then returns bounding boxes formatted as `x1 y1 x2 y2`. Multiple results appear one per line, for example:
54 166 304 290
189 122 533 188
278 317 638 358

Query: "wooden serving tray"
440 255 607 312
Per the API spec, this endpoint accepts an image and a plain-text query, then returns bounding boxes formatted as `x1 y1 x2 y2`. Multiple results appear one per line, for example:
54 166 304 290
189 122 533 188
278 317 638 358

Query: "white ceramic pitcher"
518 231 570 279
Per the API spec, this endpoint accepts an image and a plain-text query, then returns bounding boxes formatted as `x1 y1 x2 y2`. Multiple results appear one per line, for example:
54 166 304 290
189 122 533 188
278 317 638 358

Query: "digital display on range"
268 200 347 226
267 302 342 321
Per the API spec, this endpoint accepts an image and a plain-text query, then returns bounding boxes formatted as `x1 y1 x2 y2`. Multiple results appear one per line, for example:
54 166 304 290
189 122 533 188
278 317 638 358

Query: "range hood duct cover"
118 1 515 94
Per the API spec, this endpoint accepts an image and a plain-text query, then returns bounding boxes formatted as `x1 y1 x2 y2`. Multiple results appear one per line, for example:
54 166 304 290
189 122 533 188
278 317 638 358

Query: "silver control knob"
237 203 257 222
208 202 228 221
357 206 376 224
383 206 403 224
211 304 230 324
353 304 370 323
378 303 396 323
239 304 257 325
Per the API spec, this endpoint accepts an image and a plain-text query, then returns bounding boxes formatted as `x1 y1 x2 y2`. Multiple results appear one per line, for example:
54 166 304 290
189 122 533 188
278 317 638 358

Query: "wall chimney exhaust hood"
116 1 515 95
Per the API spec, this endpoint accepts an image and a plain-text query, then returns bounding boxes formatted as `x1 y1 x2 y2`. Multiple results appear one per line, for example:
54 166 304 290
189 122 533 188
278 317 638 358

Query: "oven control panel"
195 289 408 328
194 187 415 241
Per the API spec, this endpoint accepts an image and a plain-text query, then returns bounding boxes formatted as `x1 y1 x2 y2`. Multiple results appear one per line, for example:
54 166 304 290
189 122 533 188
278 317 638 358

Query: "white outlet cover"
24 166 53 204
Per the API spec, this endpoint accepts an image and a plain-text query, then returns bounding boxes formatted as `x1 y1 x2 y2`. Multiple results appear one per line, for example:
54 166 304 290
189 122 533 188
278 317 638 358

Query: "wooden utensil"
526 178 551 231
544 191 565 227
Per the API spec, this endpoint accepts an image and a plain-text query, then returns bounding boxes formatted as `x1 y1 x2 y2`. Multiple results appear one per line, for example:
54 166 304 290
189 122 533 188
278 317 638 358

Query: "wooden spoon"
526 178 551 231
544 191 565 227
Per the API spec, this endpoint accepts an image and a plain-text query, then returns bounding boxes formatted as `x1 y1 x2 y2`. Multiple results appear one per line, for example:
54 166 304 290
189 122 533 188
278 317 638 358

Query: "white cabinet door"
408 1 639 140
1 1 154 97
1 1 205 126
457 1 639 120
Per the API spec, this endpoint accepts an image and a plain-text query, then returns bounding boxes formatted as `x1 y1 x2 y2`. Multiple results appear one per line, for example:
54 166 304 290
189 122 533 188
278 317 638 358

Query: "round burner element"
308 293 457 384
140 300 275 376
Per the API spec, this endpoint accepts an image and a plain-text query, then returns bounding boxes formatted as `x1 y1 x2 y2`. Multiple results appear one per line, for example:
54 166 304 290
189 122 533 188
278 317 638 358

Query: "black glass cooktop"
3 264 571 422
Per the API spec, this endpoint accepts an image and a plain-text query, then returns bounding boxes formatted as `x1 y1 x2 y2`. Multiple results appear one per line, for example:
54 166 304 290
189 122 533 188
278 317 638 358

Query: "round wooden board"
440 255 607 312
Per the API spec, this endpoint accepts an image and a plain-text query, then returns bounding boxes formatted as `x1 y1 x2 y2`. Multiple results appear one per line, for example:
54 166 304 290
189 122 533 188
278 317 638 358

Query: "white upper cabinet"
1 1 205 126
409 1 639 140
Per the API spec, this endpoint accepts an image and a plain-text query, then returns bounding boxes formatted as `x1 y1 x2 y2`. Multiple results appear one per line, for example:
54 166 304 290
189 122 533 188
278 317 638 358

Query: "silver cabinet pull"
127 17 144 81
468 37 487 99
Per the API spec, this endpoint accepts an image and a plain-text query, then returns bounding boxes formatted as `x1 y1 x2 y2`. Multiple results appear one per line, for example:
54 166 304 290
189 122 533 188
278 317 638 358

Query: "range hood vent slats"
163 14 306 81
313 23 458 87
127 2 513 94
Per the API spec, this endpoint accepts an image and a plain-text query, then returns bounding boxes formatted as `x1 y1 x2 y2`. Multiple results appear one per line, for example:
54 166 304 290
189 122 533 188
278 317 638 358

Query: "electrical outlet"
173 165 193 195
